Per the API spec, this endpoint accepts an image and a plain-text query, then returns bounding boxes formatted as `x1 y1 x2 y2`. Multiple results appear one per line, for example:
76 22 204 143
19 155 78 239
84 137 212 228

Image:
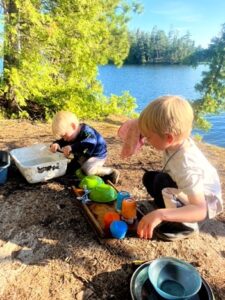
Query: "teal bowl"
148 257 202 300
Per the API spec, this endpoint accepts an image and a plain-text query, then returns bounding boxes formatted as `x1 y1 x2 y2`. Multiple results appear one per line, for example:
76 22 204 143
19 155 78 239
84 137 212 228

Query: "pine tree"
194 24 225 129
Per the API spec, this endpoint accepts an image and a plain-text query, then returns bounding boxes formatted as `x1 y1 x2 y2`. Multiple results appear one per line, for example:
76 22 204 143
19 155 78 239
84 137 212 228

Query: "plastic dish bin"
10 144 69 184
0 151 10 184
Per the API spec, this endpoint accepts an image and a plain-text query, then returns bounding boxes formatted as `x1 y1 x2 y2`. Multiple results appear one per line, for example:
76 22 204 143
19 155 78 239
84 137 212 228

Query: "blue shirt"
54 123 107 159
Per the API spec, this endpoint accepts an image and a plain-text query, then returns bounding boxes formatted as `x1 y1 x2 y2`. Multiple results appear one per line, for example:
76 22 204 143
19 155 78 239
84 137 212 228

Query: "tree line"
125 27 209 65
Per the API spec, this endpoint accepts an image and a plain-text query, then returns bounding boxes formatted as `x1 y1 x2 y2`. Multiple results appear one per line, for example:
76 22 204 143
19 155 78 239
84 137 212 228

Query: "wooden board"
72 184 145 239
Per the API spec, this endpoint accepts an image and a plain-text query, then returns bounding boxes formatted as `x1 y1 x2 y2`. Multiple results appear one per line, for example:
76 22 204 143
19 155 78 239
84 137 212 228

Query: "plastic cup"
121 198 136 219
116 191 130 211
103 211 120 230
110 220 128 239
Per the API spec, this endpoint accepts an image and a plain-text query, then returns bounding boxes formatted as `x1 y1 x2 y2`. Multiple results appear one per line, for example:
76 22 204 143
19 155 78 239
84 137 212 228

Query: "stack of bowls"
130 257 205 300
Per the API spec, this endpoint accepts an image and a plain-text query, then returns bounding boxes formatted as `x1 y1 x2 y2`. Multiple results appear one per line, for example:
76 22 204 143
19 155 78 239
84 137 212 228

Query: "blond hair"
52 111 79 137
138 95 194 139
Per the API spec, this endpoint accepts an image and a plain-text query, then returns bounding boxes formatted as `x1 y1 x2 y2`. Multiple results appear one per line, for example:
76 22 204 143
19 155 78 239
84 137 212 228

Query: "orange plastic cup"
121 198 137 219
103 211 120 230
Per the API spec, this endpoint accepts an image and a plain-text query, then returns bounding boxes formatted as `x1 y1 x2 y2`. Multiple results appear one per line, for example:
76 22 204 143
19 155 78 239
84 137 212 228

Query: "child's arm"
71 136 97 157
51 138 68 150
137 192 207 239
62 145 72 157
70 127 99 157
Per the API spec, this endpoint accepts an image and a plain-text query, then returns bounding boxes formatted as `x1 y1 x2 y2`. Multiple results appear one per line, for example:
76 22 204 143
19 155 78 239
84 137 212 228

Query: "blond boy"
50 111 120 184
137 95 223 240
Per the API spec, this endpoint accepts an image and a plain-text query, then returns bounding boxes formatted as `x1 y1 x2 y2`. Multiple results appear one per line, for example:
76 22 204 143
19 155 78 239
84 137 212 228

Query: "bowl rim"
148 256 202 299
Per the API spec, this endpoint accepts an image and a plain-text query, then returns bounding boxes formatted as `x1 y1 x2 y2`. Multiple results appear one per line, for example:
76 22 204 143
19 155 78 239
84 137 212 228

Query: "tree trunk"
2 0 21 110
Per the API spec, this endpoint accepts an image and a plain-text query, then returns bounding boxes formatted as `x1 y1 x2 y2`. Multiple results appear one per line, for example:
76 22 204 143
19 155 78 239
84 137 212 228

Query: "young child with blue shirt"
50 111 120 184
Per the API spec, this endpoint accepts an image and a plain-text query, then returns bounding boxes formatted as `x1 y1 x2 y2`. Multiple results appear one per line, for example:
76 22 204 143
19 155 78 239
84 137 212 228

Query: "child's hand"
137 210 162 239
50 143 60 153
62 145 72 157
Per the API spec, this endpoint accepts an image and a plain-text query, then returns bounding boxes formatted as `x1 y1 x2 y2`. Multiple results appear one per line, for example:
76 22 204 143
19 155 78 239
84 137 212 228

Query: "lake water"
98 64 225 148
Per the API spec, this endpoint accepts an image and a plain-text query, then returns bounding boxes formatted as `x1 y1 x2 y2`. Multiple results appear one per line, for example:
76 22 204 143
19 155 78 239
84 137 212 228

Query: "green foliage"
187 48 210 66
0 109 6 119
194 23 225 129
193 133 203 142
193 108 212 131
0 0 140 119
104 91 138 118
65 91 137 120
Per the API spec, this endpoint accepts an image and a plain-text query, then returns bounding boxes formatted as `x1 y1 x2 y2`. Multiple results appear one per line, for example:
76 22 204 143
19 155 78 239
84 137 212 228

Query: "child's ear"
71 122 76 130
166 133 174 144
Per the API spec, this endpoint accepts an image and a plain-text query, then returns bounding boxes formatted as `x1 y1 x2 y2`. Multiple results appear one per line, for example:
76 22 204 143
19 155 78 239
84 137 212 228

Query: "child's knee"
142 171 159 187
82 166 97 176
162 188 187 208
142 172 149 187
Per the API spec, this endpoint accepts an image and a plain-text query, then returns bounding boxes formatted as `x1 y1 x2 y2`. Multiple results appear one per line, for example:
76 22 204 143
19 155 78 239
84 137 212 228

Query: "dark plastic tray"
130 261 215 300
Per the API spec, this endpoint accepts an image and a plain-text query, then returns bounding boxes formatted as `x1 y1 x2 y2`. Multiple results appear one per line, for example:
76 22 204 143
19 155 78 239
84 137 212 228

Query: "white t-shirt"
163 138 223 218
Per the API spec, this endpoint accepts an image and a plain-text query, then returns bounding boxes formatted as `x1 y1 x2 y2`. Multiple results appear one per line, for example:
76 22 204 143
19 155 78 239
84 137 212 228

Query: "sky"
128 0 225 48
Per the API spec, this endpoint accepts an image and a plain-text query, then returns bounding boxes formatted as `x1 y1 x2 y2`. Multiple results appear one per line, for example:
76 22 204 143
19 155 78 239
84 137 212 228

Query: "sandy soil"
0 118 225 300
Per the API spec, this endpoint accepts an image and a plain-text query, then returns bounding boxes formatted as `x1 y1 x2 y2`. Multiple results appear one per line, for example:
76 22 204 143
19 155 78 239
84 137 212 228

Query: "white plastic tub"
10 144 69 183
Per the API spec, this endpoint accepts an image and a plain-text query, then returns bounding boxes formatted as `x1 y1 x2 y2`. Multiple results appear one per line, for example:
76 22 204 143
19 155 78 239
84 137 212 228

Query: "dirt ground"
0 118 225 300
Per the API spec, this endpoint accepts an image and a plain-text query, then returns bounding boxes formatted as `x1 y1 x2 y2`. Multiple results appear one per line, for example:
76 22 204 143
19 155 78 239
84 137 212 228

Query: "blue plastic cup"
116 191 130 211
110 220 128 239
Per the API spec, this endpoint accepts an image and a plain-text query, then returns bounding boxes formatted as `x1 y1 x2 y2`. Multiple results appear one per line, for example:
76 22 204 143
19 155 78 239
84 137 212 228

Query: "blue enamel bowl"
148 257 202 299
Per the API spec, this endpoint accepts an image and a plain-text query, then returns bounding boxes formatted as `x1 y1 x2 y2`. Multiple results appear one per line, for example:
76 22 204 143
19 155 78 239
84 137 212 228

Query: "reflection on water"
98 64 206 112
